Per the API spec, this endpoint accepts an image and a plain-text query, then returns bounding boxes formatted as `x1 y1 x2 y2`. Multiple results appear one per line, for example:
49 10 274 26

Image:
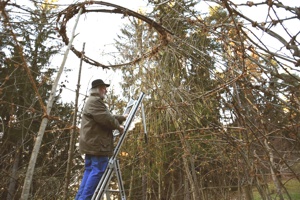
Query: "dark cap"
91 79 110 88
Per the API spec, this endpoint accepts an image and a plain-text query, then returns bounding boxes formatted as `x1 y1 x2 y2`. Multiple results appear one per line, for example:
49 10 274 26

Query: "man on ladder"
75 79 127 200
92 91 145 200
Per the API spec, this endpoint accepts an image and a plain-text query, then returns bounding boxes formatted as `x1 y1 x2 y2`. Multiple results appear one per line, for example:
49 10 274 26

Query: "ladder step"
106 189 120 192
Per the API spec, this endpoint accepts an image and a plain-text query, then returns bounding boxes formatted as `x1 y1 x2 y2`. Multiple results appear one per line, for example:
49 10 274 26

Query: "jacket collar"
90 93 105 101
90 93 100 97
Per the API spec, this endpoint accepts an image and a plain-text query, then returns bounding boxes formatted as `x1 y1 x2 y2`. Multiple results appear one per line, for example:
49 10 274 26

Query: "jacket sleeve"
114 115 126 124
88 98 121 130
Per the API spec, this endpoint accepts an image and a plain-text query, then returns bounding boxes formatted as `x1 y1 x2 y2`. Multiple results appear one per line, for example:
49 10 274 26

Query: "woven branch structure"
56 1 174 68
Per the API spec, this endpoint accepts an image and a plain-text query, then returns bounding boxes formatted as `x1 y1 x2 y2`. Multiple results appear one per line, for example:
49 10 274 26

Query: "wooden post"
63 42 85 199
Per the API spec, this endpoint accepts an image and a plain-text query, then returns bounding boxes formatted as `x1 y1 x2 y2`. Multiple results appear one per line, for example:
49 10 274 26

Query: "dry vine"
56 1 174 68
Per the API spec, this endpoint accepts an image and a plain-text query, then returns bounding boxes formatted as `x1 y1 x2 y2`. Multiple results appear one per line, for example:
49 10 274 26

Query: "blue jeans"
75 155 109 200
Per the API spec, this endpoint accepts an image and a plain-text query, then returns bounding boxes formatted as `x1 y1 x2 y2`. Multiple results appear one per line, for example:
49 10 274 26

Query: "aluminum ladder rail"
92 92 145 200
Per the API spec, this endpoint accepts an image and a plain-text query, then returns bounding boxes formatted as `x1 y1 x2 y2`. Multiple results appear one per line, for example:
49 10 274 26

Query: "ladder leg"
114 159 126 200
92 161 114 200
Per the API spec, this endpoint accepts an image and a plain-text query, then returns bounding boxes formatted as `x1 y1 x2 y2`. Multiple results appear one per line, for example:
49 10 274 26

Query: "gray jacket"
79 94 126 156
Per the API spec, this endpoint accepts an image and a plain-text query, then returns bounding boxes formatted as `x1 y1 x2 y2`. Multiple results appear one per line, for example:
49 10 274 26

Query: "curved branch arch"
56 1 174 69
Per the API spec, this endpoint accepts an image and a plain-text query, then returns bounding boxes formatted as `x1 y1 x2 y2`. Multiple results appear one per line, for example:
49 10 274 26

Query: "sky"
232 1 299 50
49 0 299 105
51 0 151 105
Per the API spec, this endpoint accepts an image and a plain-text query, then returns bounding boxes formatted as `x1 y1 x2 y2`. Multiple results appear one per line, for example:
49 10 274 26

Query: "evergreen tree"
115 1 223 199
0 1 74 199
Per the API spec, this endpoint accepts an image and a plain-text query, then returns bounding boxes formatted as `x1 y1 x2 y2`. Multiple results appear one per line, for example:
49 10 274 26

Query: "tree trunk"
158 168 161 200
170 114 200 199
264 139 284 200
128 164 135 200
170 171 174 200
184 177 190 200
7 147 21 200
142 167 147 200
178 131 200 200
242 184 253 200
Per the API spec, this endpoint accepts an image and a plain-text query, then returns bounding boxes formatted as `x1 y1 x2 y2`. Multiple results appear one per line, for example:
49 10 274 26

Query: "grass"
253 179 300 200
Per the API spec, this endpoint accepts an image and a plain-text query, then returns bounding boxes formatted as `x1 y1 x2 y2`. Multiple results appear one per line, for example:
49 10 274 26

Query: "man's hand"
119 125 124 134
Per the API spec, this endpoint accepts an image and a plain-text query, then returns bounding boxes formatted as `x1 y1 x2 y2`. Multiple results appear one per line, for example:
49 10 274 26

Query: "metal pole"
141 103 147 143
